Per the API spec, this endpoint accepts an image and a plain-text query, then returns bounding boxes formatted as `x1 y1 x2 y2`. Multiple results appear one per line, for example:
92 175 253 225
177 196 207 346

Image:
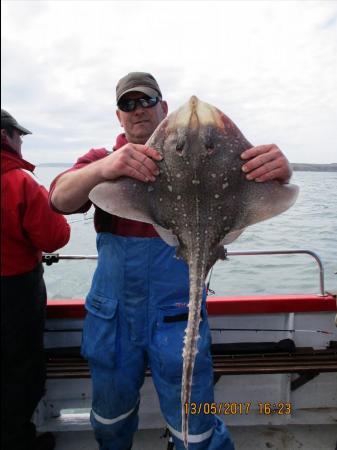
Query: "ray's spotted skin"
89 96 299 448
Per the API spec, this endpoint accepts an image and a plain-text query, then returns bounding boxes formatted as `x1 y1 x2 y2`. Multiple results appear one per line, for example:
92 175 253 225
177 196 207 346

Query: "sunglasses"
118 96 160 112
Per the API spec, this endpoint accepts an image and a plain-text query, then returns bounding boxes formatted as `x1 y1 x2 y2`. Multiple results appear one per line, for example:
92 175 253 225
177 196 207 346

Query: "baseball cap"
1 109 32 135
116 72 162 103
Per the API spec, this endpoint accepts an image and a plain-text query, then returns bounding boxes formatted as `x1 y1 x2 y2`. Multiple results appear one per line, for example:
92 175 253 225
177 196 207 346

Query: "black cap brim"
117 86 159 103
13 124 32 135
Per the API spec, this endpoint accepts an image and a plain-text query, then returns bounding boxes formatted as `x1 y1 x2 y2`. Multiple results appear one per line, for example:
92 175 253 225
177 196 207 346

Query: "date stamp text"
184 402 292 415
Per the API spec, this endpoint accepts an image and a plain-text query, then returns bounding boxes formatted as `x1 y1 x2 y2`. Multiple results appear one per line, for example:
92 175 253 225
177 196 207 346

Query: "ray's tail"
181 260 206 449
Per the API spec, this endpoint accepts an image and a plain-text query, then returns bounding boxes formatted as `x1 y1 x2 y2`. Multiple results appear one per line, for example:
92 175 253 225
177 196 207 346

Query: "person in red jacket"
1 109 71 450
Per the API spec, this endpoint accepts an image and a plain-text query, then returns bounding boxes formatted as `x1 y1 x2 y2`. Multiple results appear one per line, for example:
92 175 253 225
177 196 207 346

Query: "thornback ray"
89 96 299 448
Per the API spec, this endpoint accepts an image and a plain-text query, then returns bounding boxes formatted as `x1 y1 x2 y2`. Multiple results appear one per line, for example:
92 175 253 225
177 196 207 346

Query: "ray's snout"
171 96 224 131
188 95 199 109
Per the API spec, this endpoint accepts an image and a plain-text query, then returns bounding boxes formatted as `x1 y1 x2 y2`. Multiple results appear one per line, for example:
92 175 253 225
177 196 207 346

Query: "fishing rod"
45 327 337 335
210 328 337 335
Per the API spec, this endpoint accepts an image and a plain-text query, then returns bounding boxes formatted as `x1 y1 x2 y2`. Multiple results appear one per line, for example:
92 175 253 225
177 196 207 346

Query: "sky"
2 0 337 164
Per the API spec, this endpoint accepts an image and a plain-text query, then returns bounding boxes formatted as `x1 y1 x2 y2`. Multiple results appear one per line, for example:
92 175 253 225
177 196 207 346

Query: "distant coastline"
291 163 337 172
37 162 337 172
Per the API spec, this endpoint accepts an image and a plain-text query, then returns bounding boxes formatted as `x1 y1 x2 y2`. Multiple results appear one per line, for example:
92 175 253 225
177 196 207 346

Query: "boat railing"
42 248 328 296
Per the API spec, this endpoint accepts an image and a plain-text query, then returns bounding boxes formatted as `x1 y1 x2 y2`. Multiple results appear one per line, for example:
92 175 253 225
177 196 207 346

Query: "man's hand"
51 144 162 213
101 144 162 183
241 144 292 184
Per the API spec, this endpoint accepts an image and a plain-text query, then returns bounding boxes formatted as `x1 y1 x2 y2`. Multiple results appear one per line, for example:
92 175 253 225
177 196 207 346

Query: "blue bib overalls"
81 233 234 450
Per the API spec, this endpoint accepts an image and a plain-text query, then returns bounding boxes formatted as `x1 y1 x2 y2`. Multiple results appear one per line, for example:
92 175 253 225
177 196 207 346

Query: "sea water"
35 167 337 299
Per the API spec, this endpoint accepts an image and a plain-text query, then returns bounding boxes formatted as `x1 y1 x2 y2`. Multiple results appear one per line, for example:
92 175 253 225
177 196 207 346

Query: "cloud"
1 0 336 163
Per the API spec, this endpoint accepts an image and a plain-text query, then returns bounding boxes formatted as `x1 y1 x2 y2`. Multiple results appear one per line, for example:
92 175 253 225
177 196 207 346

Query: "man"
50 72 292 450
1 109 71 450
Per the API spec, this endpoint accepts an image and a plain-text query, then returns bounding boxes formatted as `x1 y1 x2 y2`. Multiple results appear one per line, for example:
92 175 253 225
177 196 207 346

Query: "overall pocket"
81 293 118 368
152 304 212 382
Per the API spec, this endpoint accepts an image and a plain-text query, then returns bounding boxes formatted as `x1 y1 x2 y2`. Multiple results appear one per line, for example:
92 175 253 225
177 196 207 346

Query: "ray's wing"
232 181 299 232
89 178 155 223
241 181 299 228
152 225 179 246
221 229 245 245
218 182 299 246
89 178 179 246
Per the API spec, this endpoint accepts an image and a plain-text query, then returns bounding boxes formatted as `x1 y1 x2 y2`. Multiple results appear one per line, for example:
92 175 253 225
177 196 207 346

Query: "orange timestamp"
257 402 292 415
184 402 292 415
184 402 252 415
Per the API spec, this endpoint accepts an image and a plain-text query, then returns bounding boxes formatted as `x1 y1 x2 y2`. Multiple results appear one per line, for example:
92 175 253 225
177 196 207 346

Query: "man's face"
116 91 168 144
1 128 23 156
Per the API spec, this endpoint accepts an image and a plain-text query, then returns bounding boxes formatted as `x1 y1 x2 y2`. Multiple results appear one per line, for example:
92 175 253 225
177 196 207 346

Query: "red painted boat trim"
47 294 336 319
206 294 336 315
47 299 86 319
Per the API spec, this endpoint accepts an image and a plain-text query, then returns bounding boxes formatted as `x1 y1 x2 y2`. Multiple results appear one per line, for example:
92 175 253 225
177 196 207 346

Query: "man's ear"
116 109 124 128
160 101 168 116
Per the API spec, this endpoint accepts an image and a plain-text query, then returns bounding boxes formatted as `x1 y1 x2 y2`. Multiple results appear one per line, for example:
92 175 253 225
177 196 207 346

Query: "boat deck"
53 425 337 450
42 292 337 449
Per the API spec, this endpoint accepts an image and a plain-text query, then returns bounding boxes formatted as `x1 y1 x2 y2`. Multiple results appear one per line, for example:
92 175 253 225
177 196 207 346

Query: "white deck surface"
53 425 337 450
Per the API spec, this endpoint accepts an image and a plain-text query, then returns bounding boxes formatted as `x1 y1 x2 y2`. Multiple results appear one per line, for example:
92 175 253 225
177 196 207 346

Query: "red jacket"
49 134 159 238
1 150 71 276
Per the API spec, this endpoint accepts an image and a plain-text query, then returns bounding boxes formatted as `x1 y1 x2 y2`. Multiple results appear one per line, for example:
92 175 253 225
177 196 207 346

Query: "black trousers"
1 263 47 450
